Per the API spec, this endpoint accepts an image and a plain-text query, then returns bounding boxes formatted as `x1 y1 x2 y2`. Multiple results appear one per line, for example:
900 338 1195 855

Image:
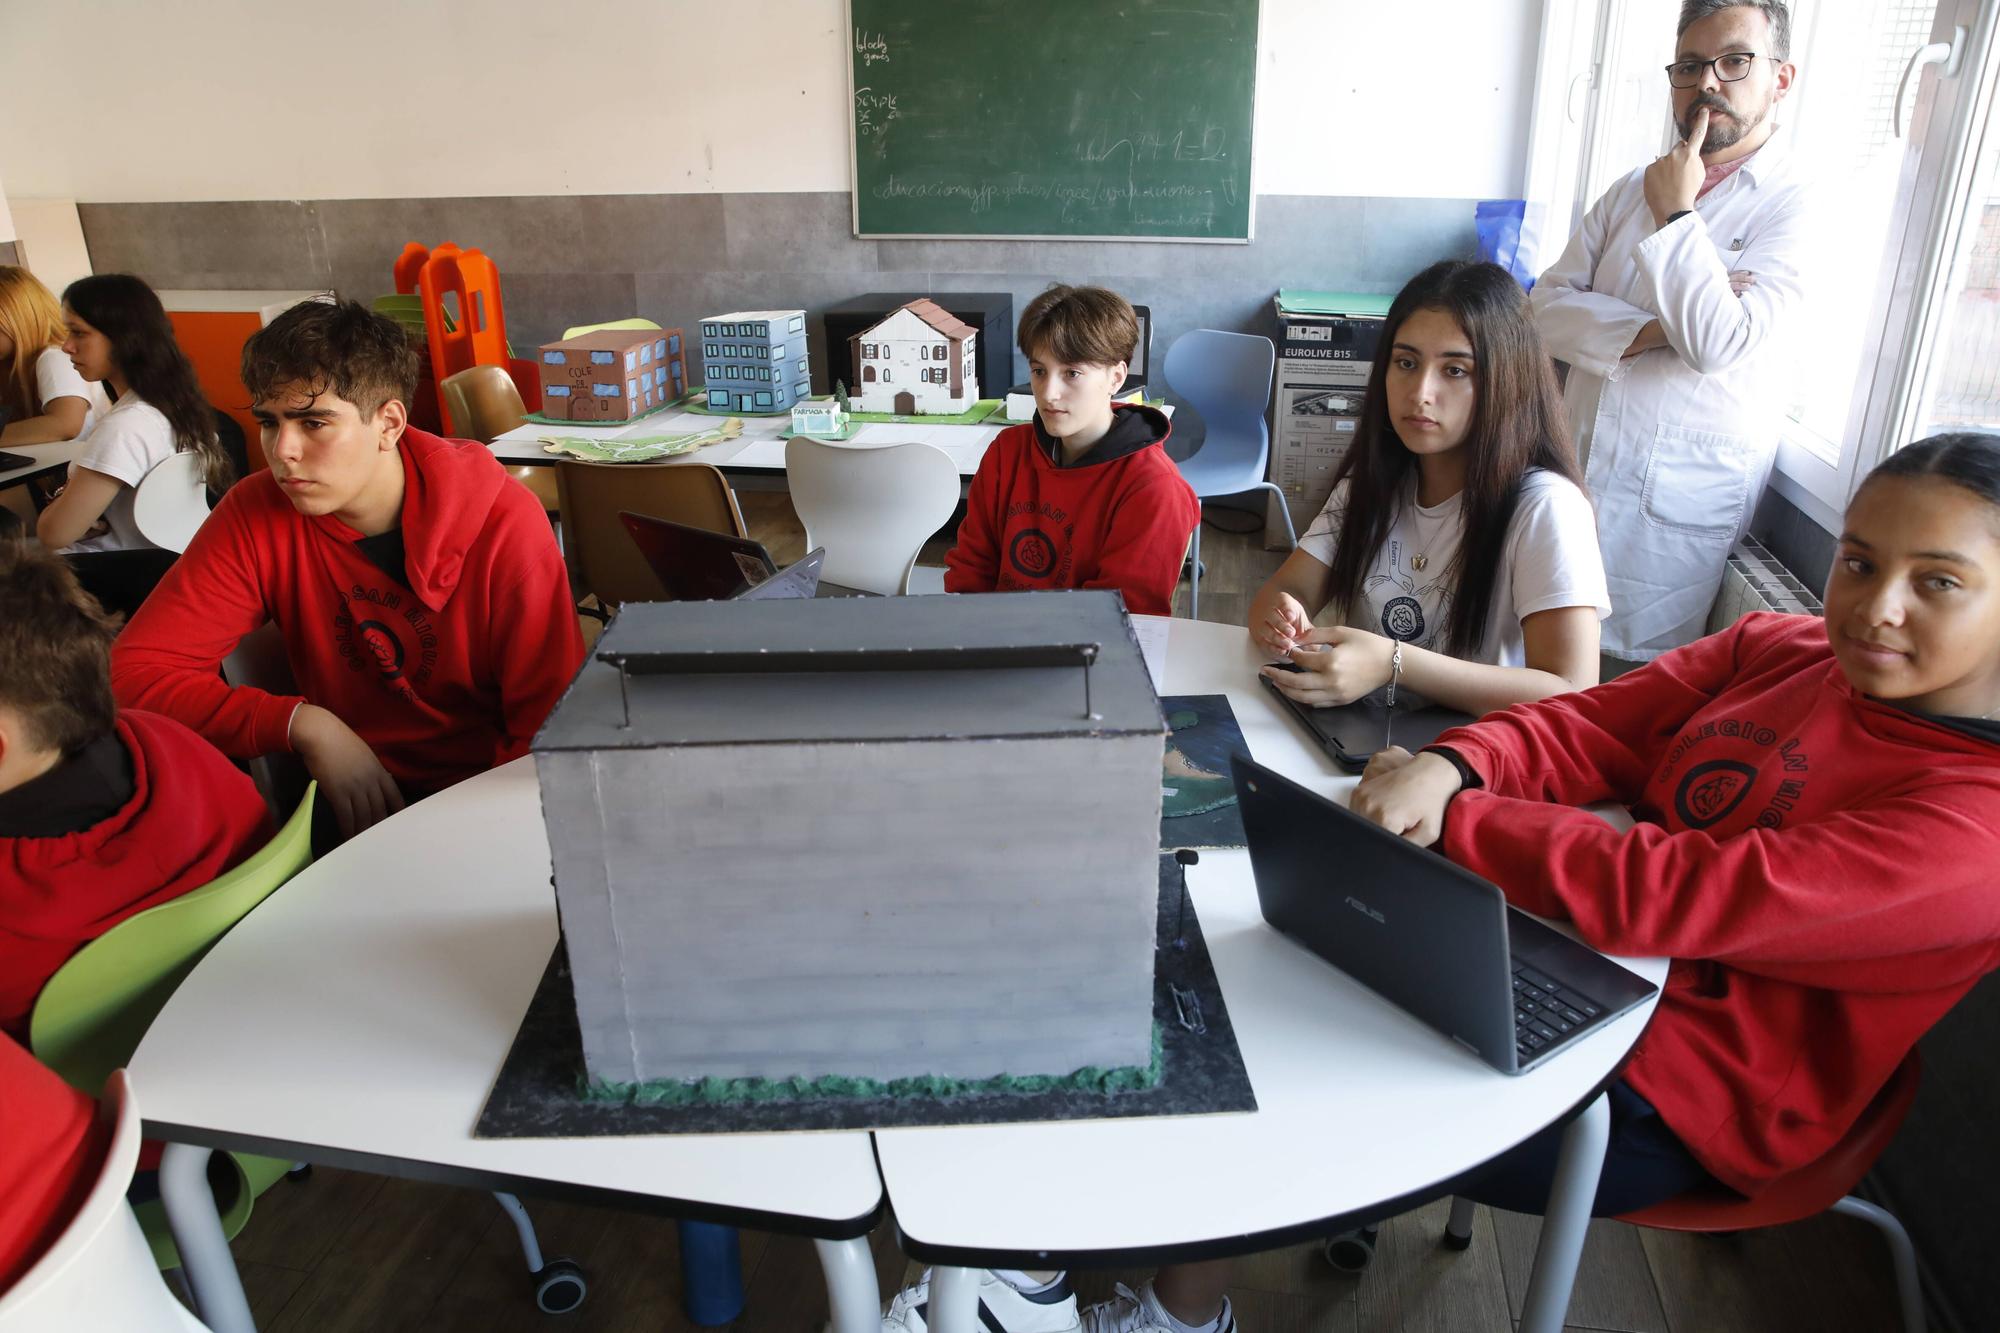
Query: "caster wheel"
532 1258 588 1314
285 1163 313 1183
1322 1225 1378 1274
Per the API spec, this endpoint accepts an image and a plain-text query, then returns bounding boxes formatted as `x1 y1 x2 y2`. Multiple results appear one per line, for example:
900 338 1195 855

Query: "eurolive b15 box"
1263 291 1391 548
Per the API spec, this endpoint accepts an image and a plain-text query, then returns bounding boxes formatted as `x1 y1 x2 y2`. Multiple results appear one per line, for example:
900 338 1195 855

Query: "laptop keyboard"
1512 961 1605 1065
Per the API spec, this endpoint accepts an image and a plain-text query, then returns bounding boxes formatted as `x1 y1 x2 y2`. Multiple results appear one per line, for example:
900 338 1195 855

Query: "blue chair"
1161 329 1292 618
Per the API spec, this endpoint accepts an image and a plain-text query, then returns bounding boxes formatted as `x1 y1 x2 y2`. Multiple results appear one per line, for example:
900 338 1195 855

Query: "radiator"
1705 535 1822 635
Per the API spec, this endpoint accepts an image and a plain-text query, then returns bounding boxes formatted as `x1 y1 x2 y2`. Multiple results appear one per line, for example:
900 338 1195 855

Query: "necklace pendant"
1411 553 1428 571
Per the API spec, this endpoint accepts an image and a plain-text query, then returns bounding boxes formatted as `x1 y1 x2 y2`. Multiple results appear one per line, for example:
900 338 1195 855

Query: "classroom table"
0 437 87 491
878 616 1667 1333
126 758 889 1333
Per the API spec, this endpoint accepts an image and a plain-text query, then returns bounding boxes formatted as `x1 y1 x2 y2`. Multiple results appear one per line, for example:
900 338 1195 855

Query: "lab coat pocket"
1639 423 1757 535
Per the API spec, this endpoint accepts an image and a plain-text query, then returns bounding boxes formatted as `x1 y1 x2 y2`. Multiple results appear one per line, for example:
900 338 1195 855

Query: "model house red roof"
895 299 976 342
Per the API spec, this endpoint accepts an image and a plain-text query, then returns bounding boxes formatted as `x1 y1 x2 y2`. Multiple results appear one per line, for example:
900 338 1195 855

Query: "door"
893 391 916 414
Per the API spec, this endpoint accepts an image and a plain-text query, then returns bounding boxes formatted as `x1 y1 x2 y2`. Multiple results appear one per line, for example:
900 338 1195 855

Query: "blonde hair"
0 267 71 421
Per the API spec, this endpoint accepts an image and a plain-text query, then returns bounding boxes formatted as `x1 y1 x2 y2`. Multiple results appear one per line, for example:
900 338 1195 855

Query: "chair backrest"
554 460 747 608
129 452 210 554
561 317 662 341
783 438 960 596
210 407 250 483
439 363 528 443
28 786 317 1097
0 1071 211 1331
220 624 310 821
1161 328 1277 463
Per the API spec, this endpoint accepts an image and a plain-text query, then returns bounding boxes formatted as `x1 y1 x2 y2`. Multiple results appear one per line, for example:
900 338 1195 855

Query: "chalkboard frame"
843 0 1261 244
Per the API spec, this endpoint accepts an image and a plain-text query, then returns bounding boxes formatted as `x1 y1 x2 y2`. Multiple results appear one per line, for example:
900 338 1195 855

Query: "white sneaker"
883 1269 1081 1333
1081 1282 1235 1333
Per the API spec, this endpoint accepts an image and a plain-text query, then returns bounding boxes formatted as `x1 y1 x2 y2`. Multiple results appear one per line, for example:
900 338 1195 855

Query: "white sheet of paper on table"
1132 617 1170 692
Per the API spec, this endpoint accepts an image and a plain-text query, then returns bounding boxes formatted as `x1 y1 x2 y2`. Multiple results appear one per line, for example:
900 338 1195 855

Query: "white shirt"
32 346 110 438
1297 468 1610 700
65 393 177 553
1532 125 1813 659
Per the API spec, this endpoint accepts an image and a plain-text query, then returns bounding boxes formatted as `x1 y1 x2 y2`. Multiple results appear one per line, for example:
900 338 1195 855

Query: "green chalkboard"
847 0 1259 242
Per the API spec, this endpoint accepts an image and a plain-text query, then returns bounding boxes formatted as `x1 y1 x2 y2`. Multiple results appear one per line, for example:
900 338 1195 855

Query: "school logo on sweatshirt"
333 583 440 702
1674 759 1757 829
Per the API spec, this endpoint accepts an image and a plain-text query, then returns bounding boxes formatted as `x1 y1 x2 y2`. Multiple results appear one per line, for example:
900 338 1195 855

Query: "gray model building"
533 590 1166 1088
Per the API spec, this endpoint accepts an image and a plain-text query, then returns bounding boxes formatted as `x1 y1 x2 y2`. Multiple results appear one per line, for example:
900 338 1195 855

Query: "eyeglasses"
1664 51 1761 88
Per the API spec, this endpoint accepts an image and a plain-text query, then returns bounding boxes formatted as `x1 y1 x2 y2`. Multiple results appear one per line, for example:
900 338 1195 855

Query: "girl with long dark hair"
1248 259 1607 718
35 274 231 552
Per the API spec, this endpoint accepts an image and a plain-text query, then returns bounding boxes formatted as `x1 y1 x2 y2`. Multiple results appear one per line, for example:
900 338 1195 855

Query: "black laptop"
1229 755 1656 1074
1260 667 1474 772
619 512 861 601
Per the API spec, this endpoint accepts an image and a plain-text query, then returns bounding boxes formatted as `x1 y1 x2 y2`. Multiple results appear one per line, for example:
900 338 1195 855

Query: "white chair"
0 1070 212 1332
784 438 961 596
130 453 210 554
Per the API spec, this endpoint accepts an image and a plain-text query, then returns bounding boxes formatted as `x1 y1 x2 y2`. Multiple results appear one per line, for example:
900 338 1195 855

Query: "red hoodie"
1 711 269 1039
1433 612 2000 1194
945 405 1198 616
110 428 585 797
0 1033 108 1290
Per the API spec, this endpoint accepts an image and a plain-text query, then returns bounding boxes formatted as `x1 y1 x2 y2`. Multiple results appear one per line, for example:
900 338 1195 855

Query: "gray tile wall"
77 191 1480 389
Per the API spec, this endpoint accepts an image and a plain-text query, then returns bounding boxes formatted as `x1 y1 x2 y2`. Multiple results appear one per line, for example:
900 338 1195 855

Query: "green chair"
29 785 317 1268
561 316 661 340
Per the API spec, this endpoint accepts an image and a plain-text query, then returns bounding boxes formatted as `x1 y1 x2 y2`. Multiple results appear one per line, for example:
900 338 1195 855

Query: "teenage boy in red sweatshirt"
111 300 584 840
0 538 268 1040
945 285 1197 617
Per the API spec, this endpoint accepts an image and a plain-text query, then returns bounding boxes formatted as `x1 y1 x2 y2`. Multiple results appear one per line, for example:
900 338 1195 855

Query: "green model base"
583 1023 1164 1106
680 393 1004 426
520 391 699 428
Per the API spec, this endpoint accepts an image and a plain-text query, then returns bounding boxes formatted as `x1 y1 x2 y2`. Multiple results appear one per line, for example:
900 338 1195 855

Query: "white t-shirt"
32 346 111 438
1297 467 1610 686
64 393 178 553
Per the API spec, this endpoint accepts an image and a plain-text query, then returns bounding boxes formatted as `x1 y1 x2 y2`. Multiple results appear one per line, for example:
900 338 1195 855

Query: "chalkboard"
846 0 1259 242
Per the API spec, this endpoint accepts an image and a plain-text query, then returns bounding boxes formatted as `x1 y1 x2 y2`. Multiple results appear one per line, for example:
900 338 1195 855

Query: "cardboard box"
538 327 689 422
1265 293 1389 547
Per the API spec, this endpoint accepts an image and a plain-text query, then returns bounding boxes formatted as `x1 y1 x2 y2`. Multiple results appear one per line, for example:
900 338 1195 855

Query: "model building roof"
891 299 976 341
544 328 666 351
703 309 806 322
536 590 1161 752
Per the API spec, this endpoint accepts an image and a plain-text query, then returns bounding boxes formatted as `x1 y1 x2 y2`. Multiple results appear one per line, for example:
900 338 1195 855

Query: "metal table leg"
160 1142 256 1333
926 1265 983 1333
1518 1091 1611 1333
816 1235 884 1333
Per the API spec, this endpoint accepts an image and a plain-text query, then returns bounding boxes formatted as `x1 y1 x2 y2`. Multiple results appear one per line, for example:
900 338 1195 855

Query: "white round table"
878 616 1666 1333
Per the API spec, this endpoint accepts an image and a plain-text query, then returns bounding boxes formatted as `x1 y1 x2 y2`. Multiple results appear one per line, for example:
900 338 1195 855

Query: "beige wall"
0 0 1537 204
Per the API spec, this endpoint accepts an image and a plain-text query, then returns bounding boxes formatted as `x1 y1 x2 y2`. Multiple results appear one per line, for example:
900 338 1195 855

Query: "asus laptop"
1230 755 1656 1074
1260 664 1474 772
619 512 861 601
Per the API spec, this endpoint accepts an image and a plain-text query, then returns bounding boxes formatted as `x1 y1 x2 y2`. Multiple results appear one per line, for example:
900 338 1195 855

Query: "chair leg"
1443 1195 1477 1249
493 1192 589 1314
1258 483 1298 549
1829 1195 1925 1333
493 1191 544 1271
160 1143 255 1333
1188 520 1203 620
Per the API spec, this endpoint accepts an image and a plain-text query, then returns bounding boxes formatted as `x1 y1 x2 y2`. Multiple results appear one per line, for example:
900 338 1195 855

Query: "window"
883 369 893 383
789 315 805 333
794 379 811 398
705 343 719 359
756 391 773 406
920 345 930 359
760 366 771 381
668 334 681 354
723 323 737 336
709 389 730 407
935 343 947 359
754 322 769 337
703 323 718 337
798 357 809 374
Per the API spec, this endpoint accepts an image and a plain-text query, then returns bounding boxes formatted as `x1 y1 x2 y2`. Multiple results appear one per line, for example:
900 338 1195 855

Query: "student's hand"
289 703 405 839
1728 269 1756 297
1257 626 1394 707
1351 748 1465 848
1645 107 1708 228
1252 591 1314 655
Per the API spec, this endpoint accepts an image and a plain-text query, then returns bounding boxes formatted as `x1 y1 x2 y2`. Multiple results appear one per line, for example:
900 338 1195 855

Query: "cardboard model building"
850 299 979 415
538 328 689 421
699 310 810 414
533 590 1165 1089
789 396 849 436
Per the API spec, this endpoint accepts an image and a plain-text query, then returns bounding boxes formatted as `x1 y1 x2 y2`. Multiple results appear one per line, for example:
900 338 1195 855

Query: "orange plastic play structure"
396 242 542 434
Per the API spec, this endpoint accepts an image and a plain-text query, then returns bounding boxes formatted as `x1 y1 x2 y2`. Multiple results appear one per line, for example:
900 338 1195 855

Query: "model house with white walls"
847 299 979 415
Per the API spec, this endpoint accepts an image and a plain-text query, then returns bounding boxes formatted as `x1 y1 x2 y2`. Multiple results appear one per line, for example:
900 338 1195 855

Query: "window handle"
1895 27 1966 139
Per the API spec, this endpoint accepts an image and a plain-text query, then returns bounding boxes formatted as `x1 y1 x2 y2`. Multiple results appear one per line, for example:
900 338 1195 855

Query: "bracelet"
1666 208 1693 225
1385 640 1403 708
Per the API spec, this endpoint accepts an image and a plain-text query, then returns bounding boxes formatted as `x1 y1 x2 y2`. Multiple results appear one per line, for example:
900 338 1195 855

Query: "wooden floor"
206 500 1911 1332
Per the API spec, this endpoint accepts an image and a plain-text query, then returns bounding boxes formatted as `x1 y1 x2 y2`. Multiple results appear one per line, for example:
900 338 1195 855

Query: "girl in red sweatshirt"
1354 432 2000 1211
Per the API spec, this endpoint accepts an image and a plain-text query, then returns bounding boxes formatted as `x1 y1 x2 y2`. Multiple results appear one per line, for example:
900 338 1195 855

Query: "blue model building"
699 309 810 414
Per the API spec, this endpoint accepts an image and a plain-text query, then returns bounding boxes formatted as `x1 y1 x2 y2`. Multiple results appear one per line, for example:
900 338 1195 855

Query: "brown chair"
554 459 746 613
439 364 558 513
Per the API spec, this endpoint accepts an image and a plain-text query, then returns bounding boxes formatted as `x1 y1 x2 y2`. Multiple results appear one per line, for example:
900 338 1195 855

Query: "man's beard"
1680 93 1767 152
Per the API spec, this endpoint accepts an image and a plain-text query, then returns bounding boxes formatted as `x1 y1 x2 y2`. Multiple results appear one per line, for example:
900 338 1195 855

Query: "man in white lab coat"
1532 0 1810 662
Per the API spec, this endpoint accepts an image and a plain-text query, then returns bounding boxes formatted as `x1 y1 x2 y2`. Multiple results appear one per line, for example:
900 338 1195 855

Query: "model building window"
755 322 768 337
756 391 772 406
934 343 947 359
705 343 718 358
789 315 805 333
795 380 810 398
669 334 682 354
882 369 892 383
920 345 929 360
703 323 718 337
797 357 808 374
